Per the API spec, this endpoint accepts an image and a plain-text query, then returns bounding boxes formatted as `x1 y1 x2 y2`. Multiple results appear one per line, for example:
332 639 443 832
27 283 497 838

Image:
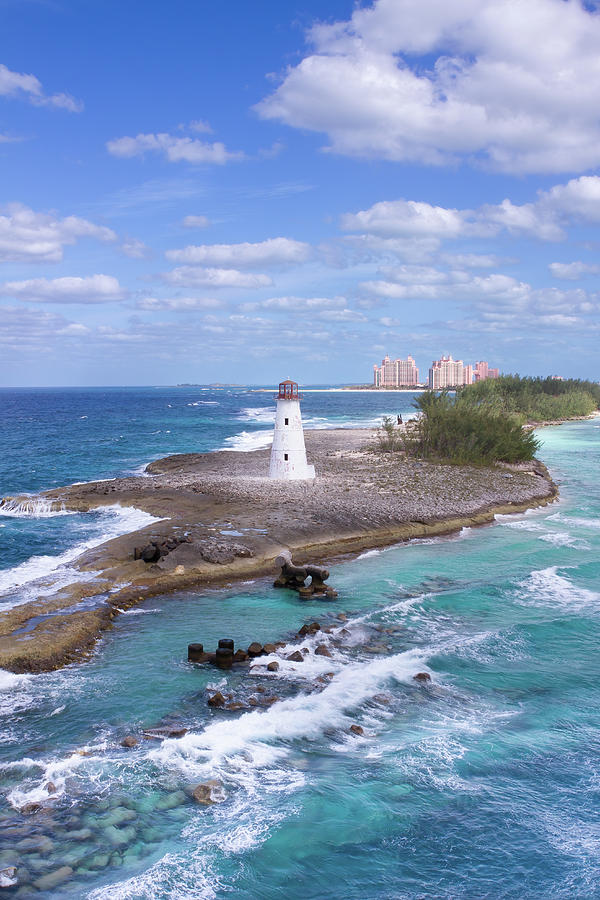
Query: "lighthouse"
269 379 315 480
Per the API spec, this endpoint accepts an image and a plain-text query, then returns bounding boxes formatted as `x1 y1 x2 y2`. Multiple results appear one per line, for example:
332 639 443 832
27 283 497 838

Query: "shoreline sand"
0 428 558 674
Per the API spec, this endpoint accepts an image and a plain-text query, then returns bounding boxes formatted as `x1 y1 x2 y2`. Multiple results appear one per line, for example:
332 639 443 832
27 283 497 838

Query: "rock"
225 702 246 711
88 853 110 870
173 565 185 575
19 803 41 816
264 696 279 705
191 779 223 805
248 697 258 706
33 866 73 891
207 691 226 708
0 867 17 888
65 828 93 842
233 649 248 662
103 825 136 846
286 650 304 662
17 836 54 853
314 644 332 658
337 613 348 621
262 643 276 654
155 791 186 811
45 781 57 794
266 661 279 672
247 642 264 657
121 736 138 748
142 725 187 739
372 694 390 704
349 724 364 736
140 543 160 563
298 622 321 636
413 672 431 683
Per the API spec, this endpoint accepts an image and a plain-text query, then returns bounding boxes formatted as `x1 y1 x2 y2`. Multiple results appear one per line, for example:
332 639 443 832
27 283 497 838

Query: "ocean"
0 387 599 899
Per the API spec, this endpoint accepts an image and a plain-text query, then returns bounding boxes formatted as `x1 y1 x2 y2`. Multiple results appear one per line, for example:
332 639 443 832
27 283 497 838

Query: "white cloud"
136 296 225 311
0 63 82 112
549 261 600 280
317 308 367 322
1 274 126 304
107 132 243 165
442 253 505 269
343 175 600 245
164 266 272 289
165 237 311 267
257 0 600 174
182 215 211 228
341 200 465 238
260 295 346 311
121 238 152 259
0 204 116 263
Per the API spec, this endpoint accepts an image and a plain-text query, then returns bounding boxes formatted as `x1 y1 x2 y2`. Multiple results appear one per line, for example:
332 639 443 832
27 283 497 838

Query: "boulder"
286 651 304 662
19 803 42 816
247 642 264 657
266 661 279 672
233 649 248 662
207 692 226 708
314 644 332 658
121 736 138 749
33 866 73 892
140 543 161 563
142 725 187 739
45 781 58 794
298 622 321 636
349 724 364 736
337 613 348 621
0 868 17 889
262 643 276 654
413 672 431 683
191 779 223 805
225 702 246 711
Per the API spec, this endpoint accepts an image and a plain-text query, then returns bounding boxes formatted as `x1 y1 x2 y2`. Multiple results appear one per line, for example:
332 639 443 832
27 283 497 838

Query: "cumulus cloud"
549 261 600 280
163 266 272 289
1 274 126 304
257 0 600 174
165 237 311 267
135 296 225 311
0 62 82 112
182 215 211 228
0 204 116 263
107 132 244 165
343 175 600 244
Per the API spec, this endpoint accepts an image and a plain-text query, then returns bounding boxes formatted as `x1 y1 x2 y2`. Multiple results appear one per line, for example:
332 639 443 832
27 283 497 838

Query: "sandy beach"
0 428 557 673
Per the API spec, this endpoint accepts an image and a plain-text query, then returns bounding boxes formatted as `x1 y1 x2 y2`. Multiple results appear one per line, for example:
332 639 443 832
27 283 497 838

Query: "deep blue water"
0 388 599 899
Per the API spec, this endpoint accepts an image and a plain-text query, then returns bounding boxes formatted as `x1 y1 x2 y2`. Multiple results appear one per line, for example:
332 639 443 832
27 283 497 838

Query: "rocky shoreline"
0 428 558 674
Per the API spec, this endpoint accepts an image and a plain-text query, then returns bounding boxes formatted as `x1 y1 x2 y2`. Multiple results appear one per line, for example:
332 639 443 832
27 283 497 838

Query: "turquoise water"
0 392 599 898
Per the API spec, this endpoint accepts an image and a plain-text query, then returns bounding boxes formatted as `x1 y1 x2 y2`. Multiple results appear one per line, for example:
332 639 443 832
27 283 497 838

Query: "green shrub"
459 375 599 420
403 391 540 464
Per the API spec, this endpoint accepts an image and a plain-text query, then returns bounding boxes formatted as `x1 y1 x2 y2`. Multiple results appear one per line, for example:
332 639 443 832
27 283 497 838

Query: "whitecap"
516 566 599 611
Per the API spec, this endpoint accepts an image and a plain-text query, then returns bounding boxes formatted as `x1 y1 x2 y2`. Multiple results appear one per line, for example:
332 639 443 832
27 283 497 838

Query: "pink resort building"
428 356 500 389
373 354 420 387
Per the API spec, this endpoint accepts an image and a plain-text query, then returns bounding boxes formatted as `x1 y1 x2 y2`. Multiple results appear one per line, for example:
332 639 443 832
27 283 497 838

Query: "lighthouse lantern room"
268 379 315 480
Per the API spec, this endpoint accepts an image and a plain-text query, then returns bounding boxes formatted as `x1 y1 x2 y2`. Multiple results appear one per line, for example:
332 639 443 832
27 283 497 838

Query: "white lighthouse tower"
269 379 315 480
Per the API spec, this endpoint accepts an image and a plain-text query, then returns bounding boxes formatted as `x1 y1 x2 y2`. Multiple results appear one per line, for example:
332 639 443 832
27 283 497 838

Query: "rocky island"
0 428 557 674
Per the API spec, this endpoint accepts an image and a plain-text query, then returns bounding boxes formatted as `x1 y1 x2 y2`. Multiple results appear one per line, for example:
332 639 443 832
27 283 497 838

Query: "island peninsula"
0 428 557 674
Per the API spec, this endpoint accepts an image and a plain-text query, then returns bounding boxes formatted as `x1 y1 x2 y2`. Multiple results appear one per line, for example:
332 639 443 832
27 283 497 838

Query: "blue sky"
1 0 600 386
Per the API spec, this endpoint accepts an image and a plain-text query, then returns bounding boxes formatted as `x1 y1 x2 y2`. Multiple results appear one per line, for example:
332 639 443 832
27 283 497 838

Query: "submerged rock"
413 672 432 683
33 866 73 891
121 735 138 748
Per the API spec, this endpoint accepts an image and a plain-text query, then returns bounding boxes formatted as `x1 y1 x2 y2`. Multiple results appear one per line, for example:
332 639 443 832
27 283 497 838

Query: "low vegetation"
459 375 600 421
400 392 540 465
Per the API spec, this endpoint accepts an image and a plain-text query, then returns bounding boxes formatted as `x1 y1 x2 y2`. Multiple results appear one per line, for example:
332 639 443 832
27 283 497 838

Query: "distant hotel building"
428 356 499 389
373 354 419 387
